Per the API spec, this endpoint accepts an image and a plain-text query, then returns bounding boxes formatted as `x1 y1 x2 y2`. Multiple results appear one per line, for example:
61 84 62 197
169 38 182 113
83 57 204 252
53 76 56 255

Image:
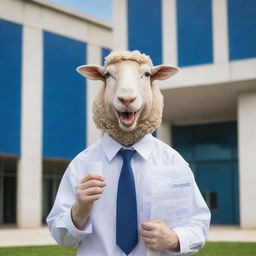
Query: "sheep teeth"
118 111 137 127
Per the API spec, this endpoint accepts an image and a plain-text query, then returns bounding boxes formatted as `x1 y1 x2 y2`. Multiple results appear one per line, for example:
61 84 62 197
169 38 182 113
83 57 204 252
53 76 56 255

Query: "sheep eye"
104 72 110 79
144 72 151 77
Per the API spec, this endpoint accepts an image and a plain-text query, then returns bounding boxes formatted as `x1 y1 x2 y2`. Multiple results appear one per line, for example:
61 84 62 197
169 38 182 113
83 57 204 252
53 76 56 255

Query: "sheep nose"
118 97 136 107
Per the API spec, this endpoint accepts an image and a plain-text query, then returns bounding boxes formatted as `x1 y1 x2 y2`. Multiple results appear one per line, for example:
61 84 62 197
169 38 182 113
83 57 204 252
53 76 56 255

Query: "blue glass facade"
0 19 22 155
127 0 162 65
43 32 87 159
176 0 213 67
101 47 111 66
228 0 256 60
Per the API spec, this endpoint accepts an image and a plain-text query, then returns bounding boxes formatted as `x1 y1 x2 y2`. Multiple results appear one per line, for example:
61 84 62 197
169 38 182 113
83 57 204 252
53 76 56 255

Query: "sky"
50 0 113 23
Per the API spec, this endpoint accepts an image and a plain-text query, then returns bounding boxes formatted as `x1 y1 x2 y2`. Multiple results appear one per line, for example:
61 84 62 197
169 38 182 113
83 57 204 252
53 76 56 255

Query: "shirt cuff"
63 207 93 239
168 226 189 255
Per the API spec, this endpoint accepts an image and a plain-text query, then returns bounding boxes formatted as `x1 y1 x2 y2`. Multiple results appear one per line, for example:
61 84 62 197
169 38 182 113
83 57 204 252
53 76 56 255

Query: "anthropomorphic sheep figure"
47 50 211 256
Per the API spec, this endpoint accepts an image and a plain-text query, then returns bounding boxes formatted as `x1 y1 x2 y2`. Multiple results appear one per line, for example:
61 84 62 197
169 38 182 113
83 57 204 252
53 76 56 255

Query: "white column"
86 44 103 146
113 0 128 50
157 122 172 146
212 0 229 64
162 0 177 66
17 26 43 228
238 92 256 228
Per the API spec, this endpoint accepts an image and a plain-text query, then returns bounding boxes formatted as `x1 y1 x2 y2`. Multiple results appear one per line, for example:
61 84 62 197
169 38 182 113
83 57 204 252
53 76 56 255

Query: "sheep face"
77 50 179 146
103 60 152 131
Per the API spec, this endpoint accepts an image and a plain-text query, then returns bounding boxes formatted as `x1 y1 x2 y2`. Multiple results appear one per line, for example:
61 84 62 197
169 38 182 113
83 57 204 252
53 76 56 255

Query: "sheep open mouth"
118 111 137 127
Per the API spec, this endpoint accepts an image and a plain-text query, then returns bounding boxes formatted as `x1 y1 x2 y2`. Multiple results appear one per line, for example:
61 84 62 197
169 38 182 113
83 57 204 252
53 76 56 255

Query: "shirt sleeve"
167 166 211 255
46 163 93 248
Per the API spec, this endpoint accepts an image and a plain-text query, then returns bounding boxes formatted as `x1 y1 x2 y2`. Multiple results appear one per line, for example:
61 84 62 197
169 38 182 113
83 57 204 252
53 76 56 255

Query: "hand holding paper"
72 162 105 230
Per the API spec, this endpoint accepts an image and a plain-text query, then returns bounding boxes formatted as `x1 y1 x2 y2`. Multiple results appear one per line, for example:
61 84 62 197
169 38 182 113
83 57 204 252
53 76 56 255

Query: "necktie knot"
119 149 136 162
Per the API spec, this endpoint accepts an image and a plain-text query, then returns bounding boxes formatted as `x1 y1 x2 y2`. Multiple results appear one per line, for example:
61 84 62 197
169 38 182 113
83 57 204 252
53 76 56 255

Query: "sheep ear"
151 65 179 81
76 65 105 81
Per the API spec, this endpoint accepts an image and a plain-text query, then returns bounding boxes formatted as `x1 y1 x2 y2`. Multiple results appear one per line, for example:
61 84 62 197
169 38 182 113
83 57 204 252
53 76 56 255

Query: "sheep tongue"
120 112 135 127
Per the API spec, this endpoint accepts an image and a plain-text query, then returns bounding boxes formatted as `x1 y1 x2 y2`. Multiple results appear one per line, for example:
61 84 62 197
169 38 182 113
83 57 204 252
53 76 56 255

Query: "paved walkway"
0 226 256 247
208 226 256 242
0 227 56 247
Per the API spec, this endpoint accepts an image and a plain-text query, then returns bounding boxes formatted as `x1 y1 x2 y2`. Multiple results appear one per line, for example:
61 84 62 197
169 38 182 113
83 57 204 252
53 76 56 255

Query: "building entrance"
172 122 239 224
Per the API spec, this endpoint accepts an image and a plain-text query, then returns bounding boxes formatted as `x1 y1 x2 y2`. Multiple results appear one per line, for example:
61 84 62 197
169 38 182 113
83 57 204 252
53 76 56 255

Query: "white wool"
104 50 153 67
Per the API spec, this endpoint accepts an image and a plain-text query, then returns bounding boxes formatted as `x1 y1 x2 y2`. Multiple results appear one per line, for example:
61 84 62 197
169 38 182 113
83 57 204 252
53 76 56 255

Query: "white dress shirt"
47 133 211 256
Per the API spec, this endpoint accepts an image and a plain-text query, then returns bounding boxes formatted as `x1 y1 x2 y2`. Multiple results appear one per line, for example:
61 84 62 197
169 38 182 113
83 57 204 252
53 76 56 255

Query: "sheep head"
77 50 179 146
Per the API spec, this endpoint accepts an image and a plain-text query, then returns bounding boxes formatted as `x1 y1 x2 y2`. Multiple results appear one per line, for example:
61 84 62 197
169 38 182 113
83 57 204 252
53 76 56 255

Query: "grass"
0 242 256 256
0 245 75 256
195 242 256 256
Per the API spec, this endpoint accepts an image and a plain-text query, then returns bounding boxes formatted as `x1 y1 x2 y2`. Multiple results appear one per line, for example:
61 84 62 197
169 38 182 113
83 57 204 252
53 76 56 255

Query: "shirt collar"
100 133 123 161
100 133 155 161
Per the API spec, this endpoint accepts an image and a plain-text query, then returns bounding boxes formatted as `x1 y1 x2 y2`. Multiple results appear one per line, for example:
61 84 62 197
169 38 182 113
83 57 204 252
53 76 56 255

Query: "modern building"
0 0 111 228
113 0 256 228
0 0 256 230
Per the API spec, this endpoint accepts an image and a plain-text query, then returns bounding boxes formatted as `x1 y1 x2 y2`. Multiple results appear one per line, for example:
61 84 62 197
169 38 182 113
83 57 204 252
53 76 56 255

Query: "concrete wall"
238 92 256 228
17 25 43 228
157 122 172 146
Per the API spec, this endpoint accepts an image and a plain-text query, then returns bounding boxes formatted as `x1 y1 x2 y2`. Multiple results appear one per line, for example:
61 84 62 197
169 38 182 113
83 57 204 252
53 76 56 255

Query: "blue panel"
0 19 22 155
197 162 237 224
177 0 213 66
194 123 233 161
128 0 162 65
43 32 86 159
172 126 194 162
233 162 240 224
101 47 111 66
173 122 237 162
228 0 256 60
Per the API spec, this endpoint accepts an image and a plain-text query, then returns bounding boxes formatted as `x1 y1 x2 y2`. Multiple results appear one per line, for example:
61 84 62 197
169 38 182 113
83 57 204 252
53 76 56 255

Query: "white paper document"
147 168 192 256
86 161 103 177
151 169 192 226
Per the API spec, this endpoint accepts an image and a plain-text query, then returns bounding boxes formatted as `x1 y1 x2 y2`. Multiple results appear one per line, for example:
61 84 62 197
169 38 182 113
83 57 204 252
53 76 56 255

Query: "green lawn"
0 242 256 256
0 245 75 256
196 242 256 256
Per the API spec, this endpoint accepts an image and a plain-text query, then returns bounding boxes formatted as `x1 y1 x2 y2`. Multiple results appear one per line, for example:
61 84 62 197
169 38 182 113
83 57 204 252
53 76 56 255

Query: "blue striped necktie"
116 149 138 255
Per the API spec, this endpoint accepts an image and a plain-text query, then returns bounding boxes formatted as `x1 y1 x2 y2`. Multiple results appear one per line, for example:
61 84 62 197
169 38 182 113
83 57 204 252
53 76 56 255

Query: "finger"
141 221 158 231
80 180 106 189
80 174 104 183
141 236 154 244
144 241 155 249
85 186 104 196
150 219 163 224
86 194 101 202
140 229 154 238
